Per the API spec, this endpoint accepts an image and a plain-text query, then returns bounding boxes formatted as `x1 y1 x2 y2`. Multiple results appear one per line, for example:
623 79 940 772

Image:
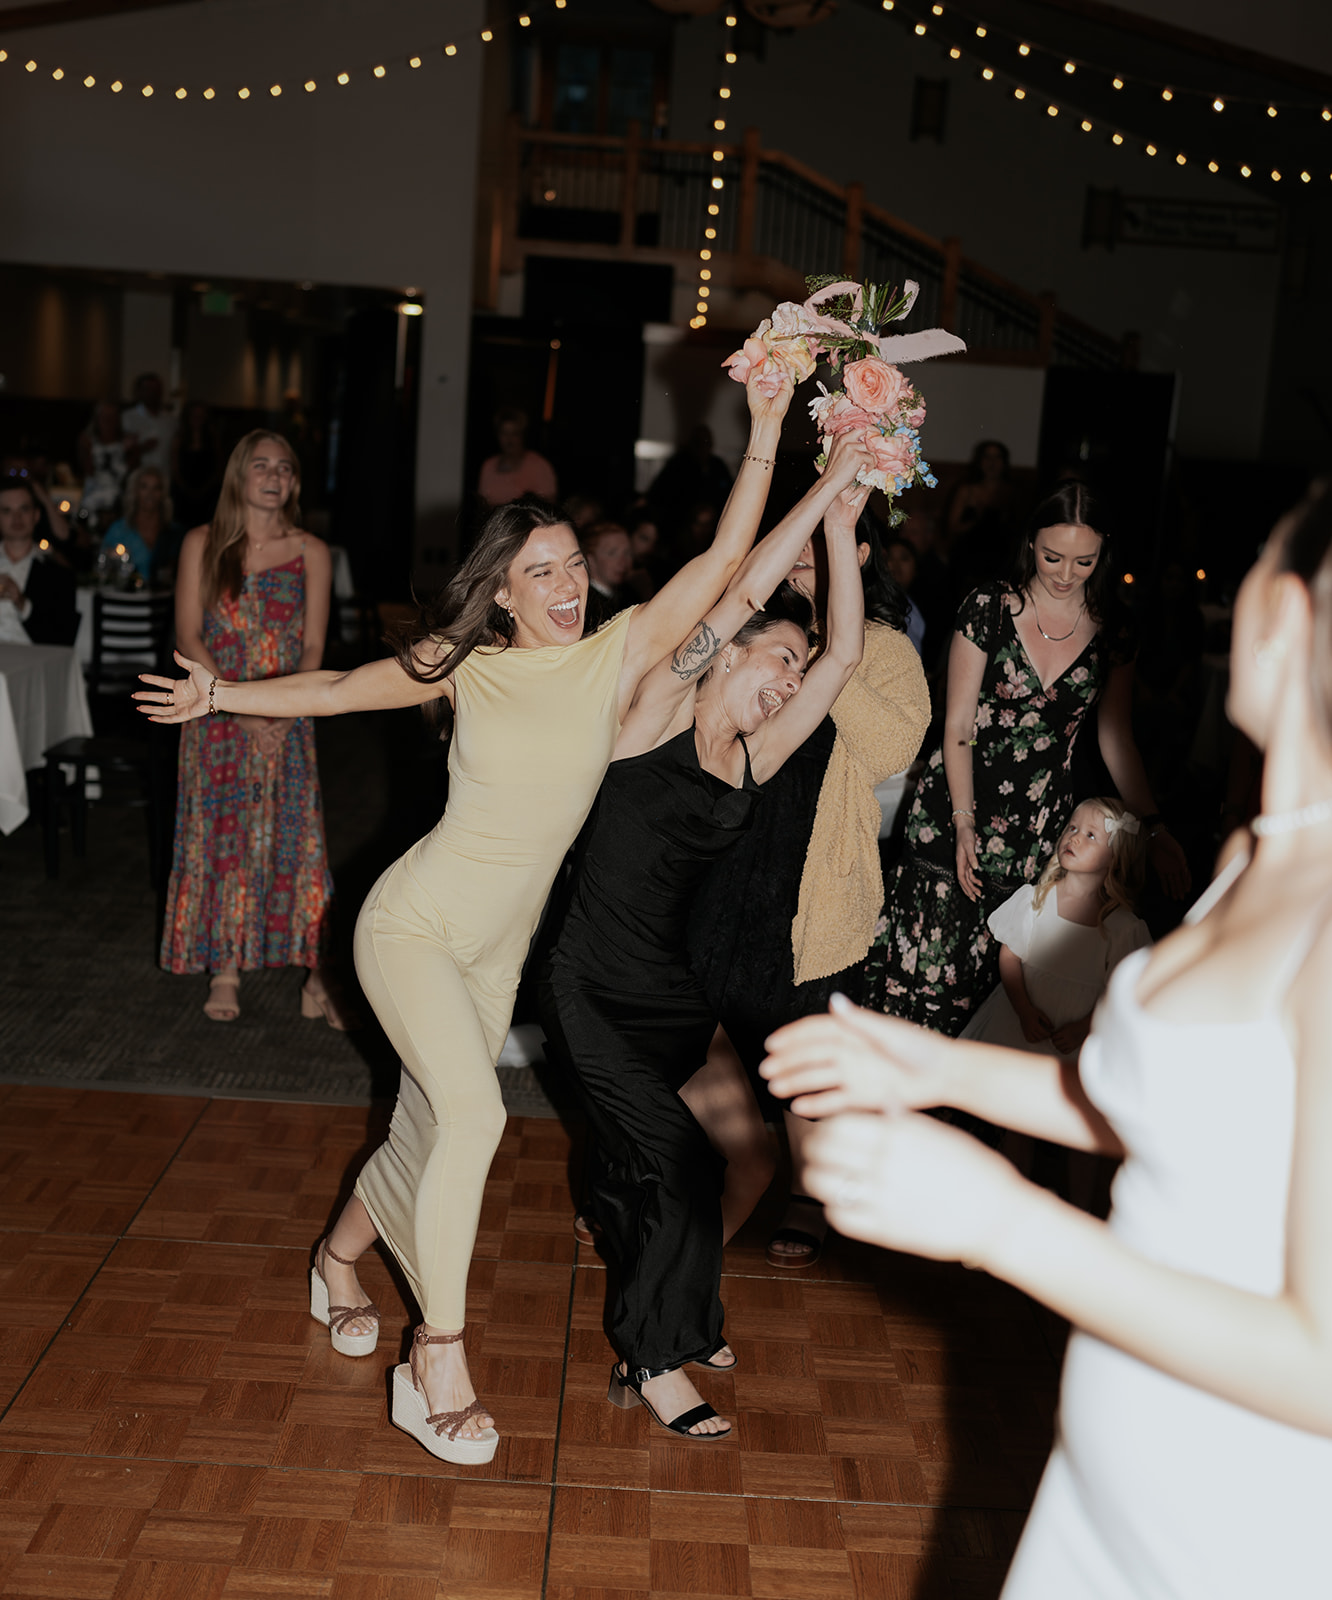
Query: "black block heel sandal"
607 1363 732 1440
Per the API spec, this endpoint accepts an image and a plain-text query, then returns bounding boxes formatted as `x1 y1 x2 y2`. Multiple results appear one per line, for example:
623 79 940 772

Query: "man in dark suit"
0 478 78 646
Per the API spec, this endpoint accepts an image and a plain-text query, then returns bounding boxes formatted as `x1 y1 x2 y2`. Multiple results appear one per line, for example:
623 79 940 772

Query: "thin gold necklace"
1031 589 1085 642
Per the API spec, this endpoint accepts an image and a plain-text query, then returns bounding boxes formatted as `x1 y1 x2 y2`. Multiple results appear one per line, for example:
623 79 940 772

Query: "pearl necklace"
1250 797 1332 837
1031 594 1086 643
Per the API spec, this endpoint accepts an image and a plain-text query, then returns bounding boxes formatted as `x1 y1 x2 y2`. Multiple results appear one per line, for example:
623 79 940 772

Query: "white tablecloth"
0 644 95 834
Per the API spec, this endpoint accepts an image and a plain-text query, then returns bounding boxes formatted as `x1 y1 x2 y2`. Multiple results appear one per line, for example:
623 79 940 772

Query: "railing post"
500 114 523 275
843 181 863 280
940 236 961 328
1037 291 1057 363
736 126 761 259
620 120 641 251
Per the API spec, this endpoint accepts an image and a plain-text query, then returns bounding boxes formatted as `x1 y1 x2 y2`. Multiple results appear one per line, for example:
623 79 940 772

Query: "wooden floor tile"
0 1092 1061 1600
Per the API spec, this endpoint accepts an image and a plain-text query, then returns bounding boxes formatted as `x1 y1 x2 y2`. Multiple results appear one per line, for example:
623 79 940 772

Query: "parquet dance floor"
0 1086 1061 1598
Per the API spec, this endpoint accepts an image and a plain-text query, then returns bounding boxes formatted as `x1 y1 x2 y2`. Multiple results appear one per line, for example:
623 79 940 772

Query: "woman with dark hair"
160 431 337 1024
539 430 875 1440
866 481 1190 1035
139 373 796 1465
680 505 931 1268
762 481 1332 1600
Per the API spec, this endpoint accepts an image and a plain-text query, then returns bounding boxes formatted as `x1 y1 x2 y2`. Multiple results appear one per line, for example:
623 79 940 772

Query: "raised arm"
742 480 868 783
615 431 872 753
618 371 793 697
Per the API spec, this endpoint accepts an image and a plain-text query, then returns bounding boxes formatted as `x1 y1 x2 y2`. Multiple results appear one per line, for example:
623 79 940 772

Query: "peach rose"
818 394 877 436
904 399 927 429
865 429 917 487
768 335 819 384
843 357 911 417
722 334 770 386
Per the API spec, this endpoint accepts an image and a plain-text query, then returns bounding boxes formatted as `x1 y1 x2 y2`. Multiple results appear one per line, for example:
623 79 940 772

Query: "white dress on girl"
1002 853 1332 1598
960 884 1150 1053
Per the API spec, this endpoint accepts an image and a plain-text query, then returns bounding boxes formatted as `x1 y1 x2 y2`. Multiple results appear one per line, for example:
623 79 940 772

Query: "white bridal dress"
1003 857 1332 1599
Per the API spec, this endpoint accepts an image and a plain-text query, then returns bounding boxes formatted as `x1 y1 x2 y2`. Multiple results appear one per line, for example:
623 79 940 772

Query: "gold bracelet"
742 452 775 468
207 677 218 716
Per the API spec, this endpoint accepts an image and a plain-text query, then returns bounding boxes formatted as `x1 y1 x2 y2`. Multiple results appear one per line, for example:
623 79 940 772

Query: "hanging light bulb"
1112 77 1123 89
1018 42 1030 55
981 68 994 80
1161 87 1173 101
1013 87 1025 100
1064 61 1075 74
1213 97 1224 112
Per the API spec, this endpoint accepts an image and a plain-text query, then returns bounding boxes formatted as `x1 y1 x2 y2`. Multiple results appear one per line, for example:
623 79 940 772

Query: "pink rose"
821 397 878 438
843 357 911 416
722 334 769 387
904 401 926 429
769 335 819 385
864 429 917 486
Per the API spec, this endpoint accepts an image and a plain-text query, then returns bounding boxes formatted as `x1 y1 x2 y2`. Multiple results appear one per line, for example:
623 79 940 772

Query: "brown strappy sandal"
309 1239 380 1357
391 1327 499 1465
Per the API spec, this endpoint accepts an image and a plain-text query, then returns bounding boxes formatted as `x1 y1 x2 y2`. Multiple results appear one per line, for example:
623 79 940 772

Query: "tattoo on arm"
671 621 721 682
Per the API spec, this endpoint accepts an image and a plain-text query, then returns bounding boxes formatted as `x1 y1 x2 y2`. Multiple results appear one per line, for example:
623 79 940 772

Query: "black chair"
88 590 174 711
42 728 177 885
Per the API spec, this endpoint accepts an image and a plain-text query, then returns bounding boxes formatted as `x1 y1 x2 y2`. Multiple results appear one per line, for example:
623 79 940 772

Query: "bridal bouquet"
723 276 966 519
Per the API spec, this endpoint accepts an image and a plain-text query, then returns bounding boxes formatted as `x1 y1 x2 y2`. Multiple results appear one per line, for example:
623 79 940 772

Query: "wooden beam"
0 0 199 32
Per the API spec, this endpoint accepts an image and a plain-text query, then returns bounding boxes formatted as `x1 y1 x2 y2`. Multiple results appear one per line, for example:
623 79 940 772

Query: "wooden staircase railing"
492 121 1133 371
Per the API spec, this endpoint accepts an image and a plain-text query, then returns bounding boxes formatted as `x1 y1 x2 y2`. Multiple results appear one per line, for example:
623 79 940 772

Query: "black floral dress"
864 586 1132 1035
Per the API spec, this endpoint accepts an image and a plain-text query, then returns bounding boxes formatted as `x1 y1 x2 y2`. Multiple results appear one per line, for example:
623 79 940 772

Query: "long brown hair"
396 494 569 690
201 430 301 610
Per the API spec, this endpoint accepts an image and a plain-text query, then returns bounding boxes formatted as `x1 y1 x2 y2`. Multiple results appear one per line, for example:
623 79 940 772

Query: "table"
0 644 94 834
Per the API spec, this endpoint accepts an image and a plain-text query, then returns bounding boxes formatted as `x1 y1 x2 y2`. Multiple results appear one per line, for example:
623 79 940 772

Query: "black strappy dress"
538 725 762 1372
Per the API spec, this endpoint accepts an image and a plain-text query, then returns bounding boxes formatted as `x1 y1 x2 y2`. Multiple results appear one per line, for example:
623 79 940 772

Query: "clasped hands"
760 997 1034 1271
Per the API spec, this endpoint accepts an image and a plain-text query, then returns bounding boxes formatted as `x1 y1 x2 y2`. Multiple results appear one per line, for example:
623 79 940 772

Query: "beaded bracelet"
951 809 975 824
207 677 218 716
741 452 775 468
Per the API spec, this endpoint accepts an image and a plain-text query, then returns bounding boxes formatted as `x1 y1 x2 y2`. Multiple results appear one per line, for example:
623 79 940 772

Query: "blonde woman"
101 465 182 584
160 430 342 1025
763 485 1332 1598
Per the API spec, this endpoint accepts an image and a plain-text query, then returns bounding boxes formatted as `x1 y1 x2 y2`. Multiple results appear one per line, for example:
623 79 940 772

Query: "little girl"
961 797 1151 1059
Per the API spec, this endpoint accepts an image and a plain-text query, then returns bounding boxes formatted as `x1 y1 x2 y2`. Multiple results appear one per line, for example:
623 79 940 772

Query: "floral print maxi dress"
864 585 1131 1035
161 554 332 973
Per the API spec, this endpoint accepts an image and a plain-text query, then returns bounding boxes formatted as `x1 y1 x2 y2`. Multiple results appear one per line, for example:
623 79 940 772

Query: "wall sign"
1116 195 1281 253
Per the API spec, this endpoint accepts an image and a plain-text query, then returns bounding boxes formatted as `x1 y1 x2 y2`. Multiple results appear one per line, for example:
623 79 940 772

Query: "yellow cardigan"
790 621 931 984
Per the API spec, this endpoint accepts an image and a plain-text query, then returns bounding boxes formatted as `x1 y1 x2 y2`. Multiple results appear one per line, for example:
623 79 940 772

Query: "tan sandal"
309 1240 380 1356
204 974 240 1022
391 1327 499 1465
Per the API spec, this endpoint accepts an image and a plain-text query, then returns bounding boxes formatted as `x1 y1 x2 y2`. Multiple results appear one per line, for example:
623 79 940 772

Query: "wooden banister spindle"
736 127 761 259
1037 291 1057 363
940 236 961 329
620 121 641 251
843 181 863 280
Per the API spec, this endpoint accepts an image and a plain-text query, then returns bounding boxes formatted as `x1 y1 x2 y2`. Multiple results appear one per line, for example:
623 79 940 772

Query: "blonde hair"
201 430 301 610
1033 795 1145 929
122 465 173 529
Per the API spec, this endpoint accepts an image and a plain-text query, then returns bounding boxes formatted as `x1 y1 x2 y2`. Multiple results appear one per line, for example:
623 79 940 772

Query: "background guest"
648 424 733 546
477 406 557 506
160 430 342 1026
78 401 137 534
121 373 175 475
0 478 77 646
171 401 224 531
582 521 634 619
942 438 1022 596
882 533 926 656
102 466 184 586
625 508 662 600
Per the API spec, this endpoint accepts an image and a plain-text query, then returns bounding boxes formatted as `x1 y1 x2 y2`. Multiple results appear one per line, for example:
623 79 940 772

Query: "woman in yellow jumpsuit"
138 374 791 1464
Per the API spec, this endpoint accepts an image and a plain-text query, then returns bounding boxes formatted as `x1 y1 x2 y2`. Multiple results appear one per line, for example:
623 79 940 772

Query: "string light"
83 75 95 87
204 87 214 98
1013 87 1025 100
1161 87 1172 101
337 72 350 84
1302 170 1312 182
700 268 712 280
1240 164 1252 177
981 67 994 80
1207 160 1219 172
1111 132 1123 145
882 0 894 9
142 84 153 96
445 44 457 56
1112 77 1123 89
270 83 281 96
111 80 122 92
1017 42 1030 55
699 285 710 296
480 29 493 42
707 203 720 215
373 64 386 77
52 68 63 80
304 79 316 91
25 59 36 71
1063 61 1075 74
1145 142 1156 155
1080 119 1092 132
975 24 985 35
1046 104 1057 116
949 47 960 59
1213 98 1224 112
1271 168 1281 179
718 86 731 99
914 23 926 35
705 227 717 238
1175 152 1186 164
725 50 737 63
1267 105 1277 117
409 56 422 68
175 86 186 98
1324 108 1331 121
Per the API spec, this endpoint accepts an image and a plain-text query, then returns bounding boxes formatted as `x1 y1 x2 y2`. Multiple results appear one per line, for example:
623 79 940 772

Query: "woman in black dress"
539 432 872 1440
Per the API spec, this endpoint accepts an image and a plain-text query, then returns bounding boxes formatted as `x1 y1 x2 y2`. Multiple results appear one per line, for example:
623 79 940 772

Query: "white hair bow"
1104 812 1140 836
